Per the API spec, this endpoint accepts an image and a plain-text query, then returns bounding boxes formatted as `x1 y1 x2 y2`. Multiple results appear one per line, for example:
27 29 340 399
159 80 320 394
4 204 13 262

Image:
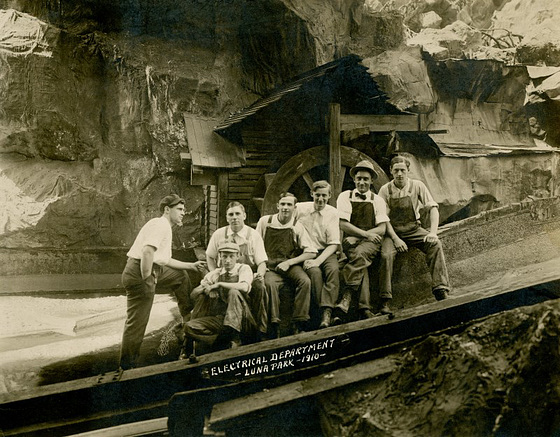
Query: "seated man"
297 180 341 329
378 155 450 311
182 242 256 359
256 192 317 337
336 160 390 320
206 201 268 340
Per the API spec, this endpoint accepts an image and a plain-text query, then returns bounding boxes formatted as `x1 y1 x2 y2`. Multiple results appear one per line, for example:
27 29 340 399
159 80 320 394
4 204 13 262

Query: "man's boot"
361 308 375 319
379 298 392 315
179 337 195 361
433 287 449 301
336 288 353 314
319 307 332 328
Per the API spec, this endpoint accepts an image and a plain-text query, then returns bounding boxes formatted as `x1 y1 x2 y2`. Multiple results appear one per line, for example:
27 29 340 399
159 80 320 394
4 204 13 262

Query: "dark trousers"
307 253 340 308
341 237 392 309
264 265 311 323
119 258 192 369
381 226 450 297
249 278 268 334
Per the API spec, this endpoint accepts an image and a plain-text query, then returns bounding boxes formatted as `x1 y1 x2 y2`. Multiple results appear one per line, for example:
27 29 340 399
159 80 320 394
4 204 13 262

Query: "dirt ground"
318 298 560 437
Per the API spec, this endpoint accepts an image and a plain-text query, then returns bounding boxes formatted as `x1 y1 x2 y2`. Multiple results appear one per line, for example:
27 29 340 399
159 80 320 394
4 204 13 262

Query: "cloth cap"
159 194 185 211
218 241 240 253
349 160 378 179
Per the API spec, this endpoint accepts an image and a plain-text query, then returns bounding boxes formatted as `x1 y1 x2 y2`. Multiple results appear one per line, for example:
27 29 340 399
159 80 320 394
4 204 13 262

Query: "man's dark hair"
278 192 298 204
390 155 411 170
312 180 331 193
226 201 246 214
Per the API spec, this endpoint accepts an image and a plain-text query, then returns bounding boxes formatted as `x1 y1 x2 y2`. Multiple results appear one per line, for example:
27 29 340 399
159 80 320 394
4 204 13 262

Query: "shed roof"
429 127 555 157
184 115 245 168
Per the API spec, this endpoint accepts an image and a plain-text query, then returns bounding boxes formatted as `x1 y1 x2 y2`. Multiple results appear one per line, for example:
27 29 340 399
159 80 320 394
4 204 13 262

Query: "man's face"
390 162 409 188
353 171 372 194
277 196 296 222
312 187 331 211
168 204 185 226
226 206 246 230
220 251 238 270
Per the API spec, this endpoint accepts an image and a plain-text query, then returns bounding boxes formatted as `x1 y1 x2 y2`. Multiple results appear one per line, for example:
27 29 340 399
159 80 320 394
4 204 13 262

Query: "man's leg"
158 266 193 321
401 227 450 300
264 270 285 327
285 265 311 325
249 277 268 337
184 314 225 345
120 262 156 370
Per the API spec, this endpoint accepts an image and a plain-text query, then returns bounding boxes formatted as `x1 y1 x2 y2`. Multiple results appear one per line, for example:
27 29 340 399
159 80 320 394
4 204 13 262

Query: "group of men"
118 156 450 369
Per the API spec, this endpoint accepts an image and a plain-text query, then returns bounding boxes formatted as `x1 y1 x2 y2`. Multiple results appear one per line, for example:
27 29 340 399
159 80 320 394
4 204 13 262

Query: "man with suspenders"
336 160 390 320
378 156 450 312
256 192 317 337
205 201 268 340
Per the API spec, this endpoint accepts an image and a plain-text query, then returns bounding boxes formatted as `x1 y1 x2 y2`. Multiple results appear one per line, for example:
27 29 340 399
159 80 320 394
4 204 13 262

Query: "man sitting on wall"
296 180 341 329
336 160 390 320
378 155 450 313
256 192 317 337
205 201 268 341
182 241 256 359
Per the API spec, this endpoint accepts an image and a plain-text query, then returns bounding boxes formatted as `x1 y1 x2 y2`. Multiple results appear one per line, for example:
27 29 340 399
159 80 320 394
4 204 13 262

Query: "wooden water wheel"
252 146 389 216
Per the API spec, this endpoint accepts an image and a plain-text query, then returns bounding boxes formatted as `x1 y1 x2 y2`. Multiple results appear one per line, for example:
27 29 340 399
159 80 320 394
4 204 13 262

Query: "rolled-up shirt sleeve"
373 195 390 224
238 264 254 292
416 180 438 209
324 209 341 245
336 191 352 222
250 230 268 265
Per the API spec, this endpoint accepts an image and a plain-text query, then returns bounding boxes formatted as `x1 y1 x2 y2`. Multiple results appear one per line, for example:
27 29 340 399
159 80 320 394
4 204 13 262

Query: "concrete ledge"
0 273 123 294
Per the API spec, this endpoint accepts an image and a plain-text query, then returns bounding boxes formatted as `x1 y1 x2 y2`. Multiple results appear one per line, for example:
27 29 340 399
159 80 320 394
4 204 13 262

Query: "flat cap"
218 241 240 253
349 160 378 179
159 194 185 211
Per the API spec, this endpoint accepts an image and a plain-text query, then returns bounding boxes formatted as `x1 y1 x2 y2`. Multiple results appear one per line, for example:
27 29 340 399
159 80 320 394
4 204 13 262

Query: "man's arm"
140 245 156 279
424 206 440 244
277 251 316 272
340 220 386 243
167 258 206 272
206 256 218 272
304 243 338 269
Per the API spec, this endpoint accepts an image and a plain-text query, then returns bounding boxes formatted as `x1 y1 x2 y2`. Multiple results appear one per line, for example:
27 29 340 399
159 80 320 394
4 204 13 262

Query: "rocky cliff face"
0 0 558 249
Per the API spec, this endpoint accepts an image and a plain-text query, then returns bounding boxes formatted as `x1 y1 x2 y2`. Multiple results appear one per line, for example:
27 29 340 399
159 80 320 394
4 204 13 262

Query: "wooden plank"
229 187 255 193
228 179 258 187
302 172 314 190
70 417 168 437
340 114 420 132
217 173 229 228
329 103 342 205
179 152 191 161
209 357 396 430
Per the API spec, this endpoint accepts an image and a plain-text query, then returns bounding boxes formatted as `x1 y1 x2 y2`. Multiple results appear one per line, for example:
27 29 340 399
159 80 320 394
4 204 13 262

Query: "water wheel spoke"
302 172 315 190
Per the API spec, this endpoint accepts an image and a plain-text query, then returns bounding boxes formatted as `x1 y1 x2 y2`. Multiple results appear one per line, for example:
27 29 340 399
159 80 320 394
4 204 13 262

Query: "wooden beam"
209 357 396 431
329 103 342 205
217 173 229 228
340 114 421 132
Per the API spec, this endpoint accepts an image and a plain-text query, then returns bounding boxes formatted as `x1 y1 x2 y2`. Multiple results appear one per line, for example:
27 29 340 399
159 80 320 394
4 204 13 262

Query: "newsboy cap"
349 160 378 179
218 241 240 253
159 194 185 212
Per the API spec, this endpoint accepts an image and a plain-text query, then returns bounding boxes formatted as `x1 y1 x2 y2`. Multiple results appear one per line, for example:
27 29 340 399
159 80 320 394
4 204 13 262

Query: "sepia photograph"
0 0 559 436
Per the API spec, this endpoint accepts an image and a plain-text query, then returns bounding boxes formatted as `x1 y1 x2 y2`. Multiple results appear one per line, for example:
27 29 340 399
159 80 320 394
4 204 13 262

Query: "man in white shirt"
182 241 255 360
297 181 341 329
336 160 390 320
119 194 204 370
256 192 317 337
378 156 450 310
205 201 268 340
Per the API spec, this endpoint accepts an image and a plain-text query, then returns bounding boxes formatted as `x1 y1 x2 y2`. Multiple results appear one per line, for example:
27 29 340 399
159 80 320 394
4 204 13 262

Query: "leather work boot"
179 337 194 361
336 289 352 313
433 288 449 301
361 308 375 319
379 299 392 315
319 308 332 328
292 321 306 335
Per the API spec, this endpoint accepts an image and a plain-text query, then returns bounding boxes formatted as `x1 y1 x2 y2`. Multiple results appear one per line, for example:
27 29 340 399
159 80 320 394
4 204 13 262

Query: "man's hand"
303 259 321 270
394 237 408 252
365 230 383 244
192 260 207 272
423 232 439 245
276 261 291 272
253 272 264 282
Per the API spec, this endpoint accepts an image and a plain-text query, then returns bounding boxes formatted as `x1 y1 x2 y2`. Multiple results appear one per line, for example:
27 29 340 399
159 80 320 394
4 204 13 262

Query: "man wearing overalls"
336 160 390 320
297 180 341 329
378 155 450 312
206 201 268 340
119 194 205 370
182 241 256 358
256 192 317 337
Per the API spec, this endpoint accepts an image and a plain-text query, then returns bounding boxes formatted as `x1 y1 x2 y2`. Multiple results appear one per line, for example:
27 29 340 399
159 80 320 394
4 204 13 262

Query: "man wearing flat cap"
336 160 390 320
119 194 205 370
182 241 256 358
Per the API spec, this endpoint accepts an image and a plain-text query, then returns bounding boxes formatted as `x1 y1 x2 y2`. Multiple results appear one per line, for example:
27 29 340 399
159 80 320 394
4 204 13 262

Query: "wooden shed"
182 55 440 241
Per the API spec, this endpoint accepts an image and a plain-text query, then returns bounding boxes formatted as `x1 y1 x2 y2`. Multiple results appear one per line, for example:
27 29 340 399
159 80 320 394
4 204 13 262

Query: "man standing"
336 160 390 319
183 241 256 358
297 181 341 329
256 192 317 336
378 156 450 311
206 201 268 340
119 194 204 370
